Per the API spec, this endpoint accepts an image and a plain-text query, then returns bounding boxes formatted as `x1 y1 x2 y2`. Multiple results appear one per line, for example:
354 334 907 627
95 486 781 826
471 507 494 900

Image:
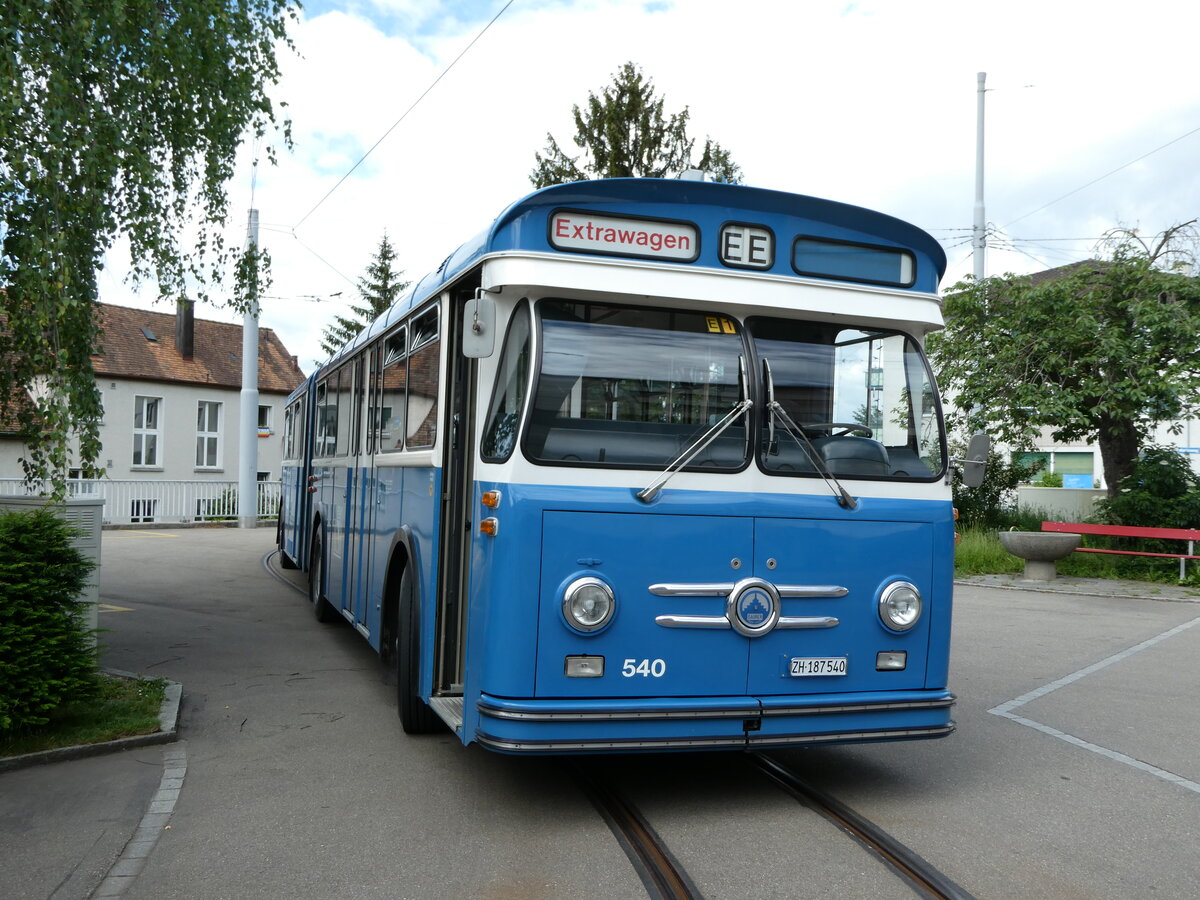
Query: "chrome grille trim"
654 614 731 629
649 583 734 596
775 616 839 629
649 582 848 598
778 585 849 598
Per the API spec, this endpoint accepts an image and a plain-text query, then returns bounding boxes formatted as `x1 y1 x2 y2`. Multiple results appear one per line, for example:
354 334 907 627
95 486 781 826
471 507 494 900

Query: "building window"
133 396 161 467
131 499 158 523
258 405 272 434
196 401 222 468
66 467 97 496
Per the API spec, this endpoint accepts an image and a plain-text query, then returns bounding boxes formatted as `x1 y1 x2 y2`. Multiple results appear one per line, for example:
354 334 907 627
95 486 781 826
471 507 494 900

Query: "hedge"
0 508 98 730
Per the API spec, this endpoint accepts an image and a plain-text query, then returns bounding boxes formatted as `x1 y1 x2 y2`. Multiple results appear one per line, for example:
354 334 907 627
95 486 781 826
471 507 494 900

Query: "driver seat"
813 436 890 476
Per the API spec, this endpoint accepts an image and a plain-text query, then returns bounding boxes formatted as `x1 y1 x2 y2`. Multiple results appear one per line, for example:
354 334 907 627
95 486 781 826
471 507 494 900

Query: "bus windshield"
519 301 944 480
524 300 747 469
749 317 944 480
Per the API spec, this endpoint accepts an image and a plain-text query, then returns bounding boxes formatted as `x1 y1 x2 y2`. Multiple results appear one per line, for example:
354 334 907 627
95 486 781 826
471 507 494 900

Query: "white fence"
0 478 281 526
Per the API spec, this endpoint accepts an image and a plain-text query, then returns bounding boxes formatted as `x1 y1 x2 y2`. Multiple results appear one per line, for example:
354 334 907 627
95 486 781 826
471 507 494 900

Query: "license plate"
789 657 848 677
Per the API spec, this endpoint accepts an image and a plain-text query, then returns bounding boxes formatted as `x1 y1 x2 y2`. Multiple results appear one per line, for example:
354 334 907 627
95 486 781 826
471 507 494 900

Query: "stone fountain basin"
998 530 1081 561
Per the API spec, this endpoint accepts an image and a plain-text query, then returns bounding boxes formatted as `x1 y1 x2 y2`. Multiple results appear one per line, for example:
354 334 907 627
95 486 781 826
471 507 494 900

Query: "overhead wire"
292 0 516 231
1003 123 1200 230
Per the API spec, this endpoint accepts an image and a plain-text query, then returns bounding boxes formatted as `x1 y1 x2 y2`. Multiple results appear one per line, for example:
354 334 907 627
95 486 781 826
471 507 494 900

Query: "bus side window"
406 308 440 449
283 405 294 459
481 302 531 462
316 379 337 457
334 365 351 457
378 327 407 452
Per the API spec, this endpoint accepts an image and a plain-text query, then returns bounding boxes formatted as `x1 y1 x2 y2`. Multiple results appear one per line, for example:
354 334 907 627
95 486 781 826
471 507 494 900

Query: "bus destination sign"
550 211 698 261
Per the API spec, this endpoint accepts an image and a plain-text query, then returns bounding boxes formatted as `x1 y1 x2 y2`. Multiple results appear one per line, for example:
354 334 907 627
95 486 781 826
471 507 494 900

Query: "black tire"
277 516 298 569
397 566 441 734
309 528 337 623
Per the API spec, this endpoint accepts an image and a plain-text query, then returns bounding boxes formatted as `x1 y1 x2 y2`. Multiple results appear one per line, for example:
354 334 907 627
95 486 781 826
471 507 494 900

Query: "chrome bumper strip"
476 723 955 754
478 695 953 722
762 697 956 716
748 724 955 746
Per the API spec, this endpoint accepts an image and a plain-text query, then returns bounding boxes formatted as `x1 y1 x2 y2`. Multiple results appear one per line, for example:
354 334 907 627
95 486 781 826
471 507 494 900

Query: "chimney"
175 297 194 359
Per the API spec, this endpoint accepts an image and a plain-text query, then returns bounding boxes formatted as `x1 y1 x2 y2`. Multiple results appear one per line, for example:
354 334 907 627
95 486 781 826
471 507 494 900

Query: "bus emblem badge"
729 581 779 637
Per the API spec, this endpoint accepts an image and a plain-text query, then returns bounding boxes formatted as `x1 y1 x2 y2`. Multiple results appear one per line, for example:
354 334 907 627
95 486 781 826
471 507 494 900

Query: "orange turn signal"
480 517 499 536
481 490 502 509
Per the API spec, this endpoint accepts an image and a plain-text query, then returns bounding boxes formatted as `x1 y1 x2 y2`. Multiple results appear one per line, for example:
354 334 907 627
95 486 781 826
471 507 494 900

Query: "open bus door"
424 292 477 730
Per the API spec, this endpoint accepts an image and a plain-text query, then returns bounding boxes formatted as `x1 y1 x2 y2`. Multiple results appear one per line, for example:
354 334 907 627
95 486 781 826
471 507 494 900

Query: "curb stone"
0 670 182 774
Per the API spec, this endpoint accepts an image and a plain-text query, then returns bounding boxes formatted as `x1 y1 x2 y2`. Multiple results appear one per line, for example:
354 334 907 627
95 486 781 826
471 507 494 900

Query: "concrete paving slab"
0 747 162 900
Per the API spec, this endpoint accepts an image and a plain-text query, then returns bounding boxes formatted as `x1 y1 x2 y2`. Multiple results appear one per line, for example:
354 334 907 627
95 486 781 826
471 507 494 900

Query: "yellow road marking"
98 603 134 612
105 531 180 538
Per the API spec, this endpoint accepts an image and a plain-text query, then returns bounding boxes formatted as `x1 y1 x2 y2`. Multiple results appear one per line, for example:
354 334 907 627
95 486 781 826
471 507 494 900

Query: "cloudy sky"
97 0 1200 373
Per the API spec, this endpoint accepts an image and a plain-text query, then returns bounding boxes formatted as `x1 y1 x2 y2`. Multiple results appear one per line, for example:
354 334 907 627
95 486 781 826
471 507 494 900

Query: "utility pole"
238 208 260 528
973 72 987 281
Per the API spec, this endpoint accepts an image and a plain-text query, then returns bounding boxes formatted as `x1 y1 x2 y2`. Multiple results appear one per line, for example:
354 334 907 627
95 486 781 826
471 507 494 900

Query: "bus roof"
330 178 948 367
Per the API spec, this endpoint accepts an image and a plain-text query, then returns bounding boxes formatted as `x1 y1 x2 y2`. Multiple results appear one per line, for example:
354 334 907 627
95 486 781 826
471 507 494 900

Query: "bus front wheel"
397 566 441 735
277 516 298 569
309 529 337 623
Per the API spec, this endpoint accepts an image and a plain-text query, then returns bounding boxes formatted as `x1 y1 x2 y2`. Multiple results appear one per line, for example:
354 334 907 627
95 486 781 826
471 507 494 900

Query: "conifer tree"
531 62 742 187
320 233 410 358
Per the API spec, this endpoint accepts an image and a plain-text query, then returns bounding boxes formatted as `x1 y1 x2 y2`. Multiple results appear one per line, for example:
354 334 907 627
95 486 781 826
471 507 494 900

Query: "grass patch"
955 527 1023 576
956 525 1197 584
0 673 166 758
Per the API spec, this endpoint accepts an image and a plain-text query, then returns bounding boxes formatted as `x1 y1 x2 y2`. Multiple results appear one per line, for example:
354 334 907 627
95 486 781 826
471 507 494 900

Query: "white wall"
0 377 290 483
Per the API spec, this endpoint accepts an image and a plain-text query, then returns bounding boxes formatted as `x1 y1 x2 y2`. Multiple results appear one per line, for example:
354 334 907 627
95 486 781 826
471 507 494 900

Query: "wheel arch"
380 526 419 664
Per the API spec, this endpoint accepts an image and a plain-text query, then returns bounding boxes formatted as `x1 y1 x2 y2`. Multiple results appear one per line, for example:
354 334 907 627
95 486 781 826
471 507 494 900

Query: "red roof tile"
93 303 306 394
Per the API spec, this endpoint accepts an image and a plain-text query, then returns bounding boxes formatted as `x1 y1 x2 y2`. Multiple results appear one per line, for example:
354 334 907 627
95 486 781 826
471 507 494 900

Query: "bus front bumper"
474 690 956 754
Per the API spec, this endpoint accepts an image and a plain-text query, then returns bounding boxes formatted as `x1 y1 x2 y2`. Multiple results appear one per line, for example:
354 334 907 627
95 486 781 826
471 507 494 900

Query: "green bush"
1033 471 1063 487
0 508 98 731
1094 447 1200 583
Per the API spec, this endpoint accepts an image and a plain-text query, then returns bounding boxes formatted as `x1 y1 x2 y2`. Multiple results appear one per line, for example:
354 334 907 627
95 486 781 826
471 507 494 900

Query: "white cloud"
97 0 1200 371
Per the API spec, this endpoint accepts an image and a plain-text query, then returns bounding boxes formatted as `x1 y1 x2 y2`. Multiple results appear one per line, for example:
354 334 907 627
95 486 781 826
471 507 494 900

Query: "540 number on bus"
622 658 667 678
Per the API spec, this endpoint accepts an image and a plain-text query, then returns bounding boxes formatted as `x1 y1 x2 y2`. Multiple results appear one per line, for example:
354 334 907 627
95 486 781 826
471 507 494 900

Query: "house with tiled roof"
1 301 306 505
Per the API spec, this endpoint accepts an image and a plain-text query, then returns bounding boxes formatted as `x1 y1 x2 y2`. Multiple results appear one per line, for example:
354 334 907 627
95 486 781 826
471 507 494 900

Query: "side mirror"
955 433 990 488
462 296 496 358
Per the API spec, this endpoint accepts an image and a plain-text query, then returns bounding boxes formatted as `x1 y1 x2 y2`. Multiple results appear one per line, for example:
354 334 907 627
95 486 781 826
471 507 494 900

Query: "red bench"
1041 521 1200 581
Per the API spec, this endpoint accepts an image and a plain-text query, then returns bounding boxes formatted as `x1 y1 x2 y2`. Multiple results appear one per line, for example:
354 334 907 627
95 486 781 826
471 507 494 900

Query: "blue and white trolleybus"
278 177 976 753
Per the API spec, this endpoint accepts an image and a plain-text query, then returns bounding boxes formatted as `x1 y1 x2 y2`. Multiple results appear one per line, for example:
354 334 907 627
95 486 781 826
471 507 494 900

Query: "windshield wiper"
637 357 752 503
763 359 858 510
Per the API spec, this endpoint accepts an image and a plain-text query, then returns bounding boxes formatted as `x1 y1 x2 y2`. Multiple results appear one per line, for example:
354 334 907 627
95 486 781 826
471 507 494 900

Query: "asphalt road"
3 526 1198 899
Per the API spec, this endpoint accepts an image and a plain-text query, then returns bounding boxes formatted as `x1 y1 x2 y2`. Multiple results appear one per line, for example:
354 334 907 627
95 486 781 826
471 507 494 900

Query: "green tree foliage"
531 62 742 188
0 508 98 731
928 224 1200 497
320 232 410 359
1098 446 1200 531
1094 447 1200 582
0 0 298 498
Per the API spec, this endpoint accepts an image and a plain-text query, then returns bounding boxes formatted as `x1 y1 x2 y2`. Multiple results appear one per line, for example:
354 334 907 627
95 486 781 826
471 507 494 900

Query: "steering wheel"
805 422 874 438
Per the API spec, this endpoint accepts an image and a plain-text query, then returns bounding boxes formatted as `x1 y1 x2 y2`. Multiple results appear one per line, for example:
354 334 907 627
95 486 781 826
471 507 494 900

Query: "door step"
430 696 464 733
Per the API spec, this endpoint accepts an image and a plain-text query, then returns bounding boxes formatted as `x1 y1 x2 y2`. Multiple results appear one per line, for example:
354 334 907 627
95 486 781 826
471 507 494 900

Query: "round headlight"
878 581 922 632
563 577 615 632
